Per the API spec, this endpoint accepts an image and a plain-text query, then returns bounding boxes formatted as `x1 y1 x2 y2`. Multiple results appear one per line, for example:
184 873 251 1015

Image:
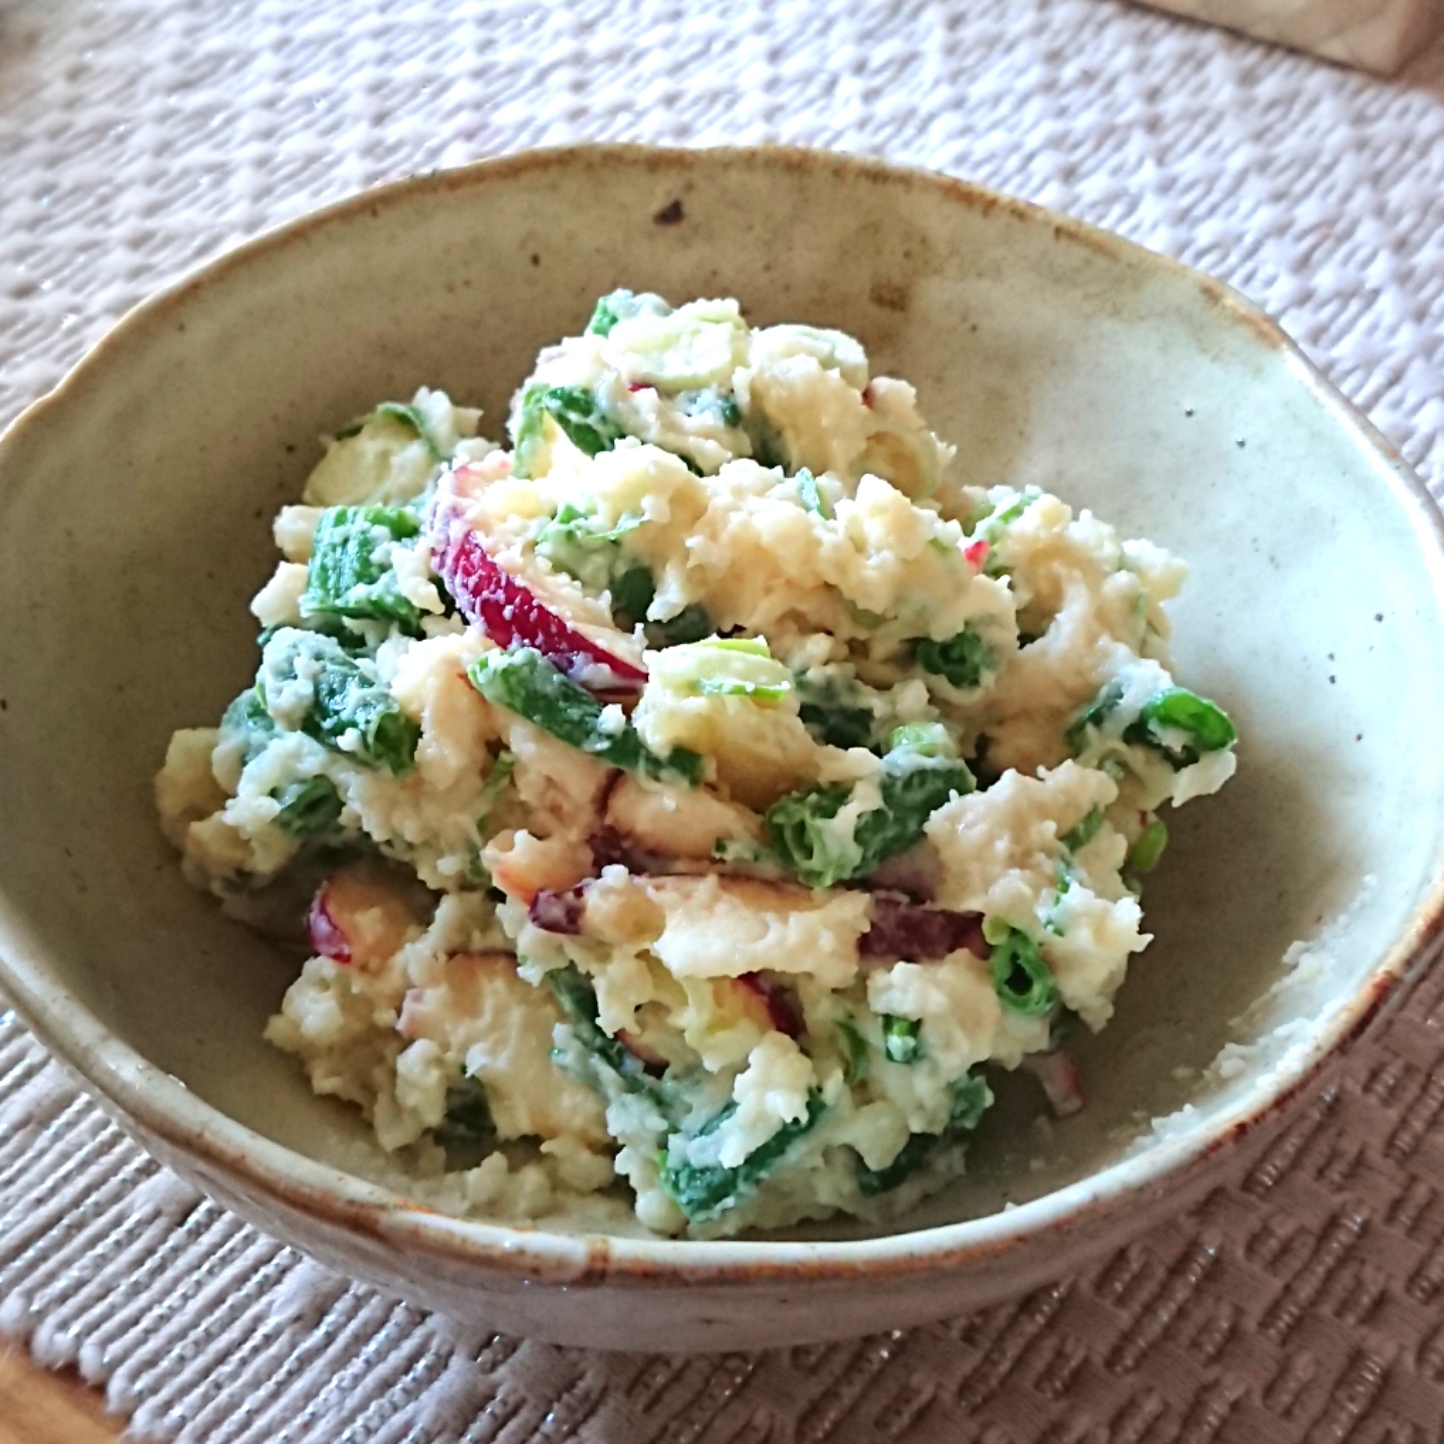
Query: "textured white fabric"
3 2 1444 1440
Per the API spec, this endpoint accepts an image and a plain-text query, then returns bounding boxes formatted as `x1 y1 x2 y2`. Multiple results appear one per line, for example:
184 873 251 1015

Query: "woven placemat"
3 2 1444 1439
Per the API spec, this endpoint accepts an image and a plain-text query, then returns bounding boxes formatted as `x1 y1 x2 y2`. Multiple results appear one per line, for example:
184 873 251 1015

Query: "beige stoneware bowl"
2 146 1444 1353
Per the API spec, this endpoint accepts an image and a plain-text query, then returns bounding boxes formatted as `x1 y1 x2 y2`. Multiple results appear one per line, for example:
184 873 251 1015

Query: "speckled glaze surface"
2 146 1444 1353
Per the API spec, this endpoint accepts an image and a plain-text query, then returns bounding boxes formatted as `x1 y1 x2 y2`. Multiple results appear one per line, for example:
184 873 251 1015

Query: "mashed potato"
156 293 1238 1237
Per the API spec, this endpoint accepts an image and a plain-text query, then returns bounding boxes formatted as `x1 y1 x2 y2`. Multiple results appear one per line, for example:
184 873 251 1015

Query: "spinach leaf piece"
855 1073 993 1196
466 647 702 785
259 629 420 775
644 603 714 649
432 1075 496 1149
767 749 974 890
514 385 624 476
660 1092 827 1223
301 505 425 634
916 626 995 691
546 964 660 1098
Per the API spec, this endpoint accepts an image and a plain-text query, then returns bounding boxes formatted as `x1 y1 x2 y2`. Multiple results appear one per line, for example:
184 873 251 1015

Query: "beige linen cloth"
3 2 1444 1440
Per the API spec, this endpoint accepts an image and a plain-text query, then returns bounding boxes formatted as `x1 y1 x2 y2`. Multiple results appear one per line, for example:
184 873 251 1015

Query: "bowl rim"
4 140 1444 1287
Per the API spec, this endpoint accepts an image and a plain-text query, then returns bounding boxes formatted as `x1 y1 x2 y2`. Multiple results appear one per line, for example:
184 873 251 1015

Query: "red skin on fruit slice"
860 898 989 962
431 494 646 692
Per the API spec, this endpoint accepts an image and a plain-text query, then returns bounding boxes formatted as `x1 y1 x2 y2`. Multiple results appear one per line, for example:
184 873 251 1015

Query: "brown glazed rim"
3 143 1444 1289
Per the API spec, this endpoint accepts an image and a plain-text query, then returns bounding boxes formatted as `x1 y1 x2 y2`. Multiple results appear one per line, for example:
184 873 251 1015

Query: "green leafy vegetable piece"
586 288 673 338
719 395 742 428
856 1132 936 1196
644 603 714 649
535 501 645 592
767 749 974 889
373 401 445 460
988 926 1059 1016
885 722 959 759
1126 817 1169 876
660 1092 826 1223
301 505 425 633
466 647 702 785
476 748 515 822
856 1073 992 1195
610 565 656 631
546 964 659 1097
796 467 830 518
259 629 420 775
948 1072 993 1132
1124 688 1237 767
514 385 624 476
333 401 445 460
1064 677 1127 754
432 1075 495 1149
798 700 875 750
1068 678 1236 770
1061 806 1103 853
881 1015 922 1064
838 1017 870 1084
220 684 277 768
916 626 995 691
586 293 626 337
273 775 345 836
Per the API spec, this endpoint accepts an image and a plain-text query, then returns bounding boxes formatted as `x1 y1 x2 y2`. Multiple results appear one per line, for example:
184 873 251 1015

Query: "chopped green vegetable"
513 385 624 477
948 1072 993 1132
1068 679 1235 770
856 1132 935 1196
856 1073 992 1195
916 626 995 691
719 395 742 428
1061 806 1103 853
586 293 625 337
660 1092 826 1223
885 722 959 759
546 964 660 1097
334 401 445 460
796 467 829 518
1127 817 1169 876
466 647 702 785
987 926 1059 1016
968 489 1037 577
374 401 445 460
1125 688 1237 767
476 749 515 822
675 637 794 705
838 1017 870 1084
273 775 344 836
585 288 672 338
535 502 644 592
610 565 656 631
768 748 974 890
881 1014 922 1064
1064 677 1127 754
645 604 714 649
220 684 277 768
797 693 875 750
301 505 425 634
259 629 420 775
432 1075 495 1149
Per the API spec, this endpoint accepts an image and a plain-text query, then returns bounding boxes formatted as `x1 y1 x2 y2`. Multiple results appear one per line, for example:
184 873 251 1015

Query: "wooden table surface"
0 1347 130 1444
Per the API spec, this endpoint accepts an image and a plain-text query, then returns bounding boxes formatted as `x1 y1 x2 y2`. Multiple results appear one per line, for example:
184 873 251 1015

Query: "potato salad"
155 293 1238 1237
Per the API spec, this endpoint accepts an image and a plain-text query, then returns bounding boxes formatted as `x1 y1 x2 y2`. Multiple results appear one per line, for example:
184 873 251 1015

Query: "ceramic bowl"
2 146 1444 1354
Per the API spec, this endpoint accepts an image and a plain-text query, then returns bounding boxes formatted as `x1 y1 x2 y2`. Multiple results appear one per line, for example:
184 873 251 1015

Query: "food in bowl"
154 292 1238 1238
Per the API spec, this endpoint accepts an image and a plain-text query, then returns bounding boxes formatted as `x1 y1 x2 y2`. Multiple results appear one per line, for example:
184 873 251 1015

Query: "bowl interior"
3 147 1443 1240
